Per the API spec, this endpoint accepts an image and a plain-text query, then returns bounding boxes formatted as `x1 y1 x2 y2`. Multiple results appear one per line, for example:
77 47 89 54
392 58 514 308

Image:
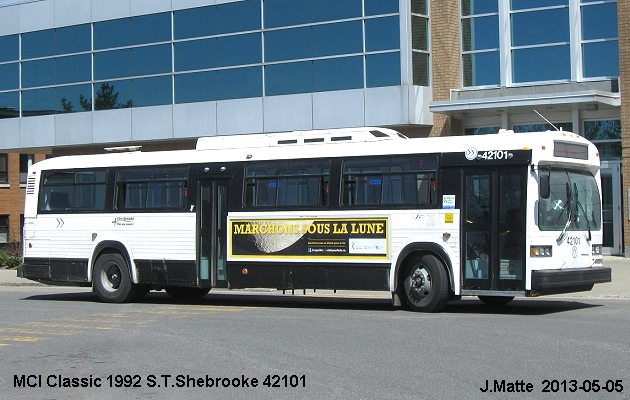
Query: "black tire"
165 287 211 300
478 295 514 306
398 254 449 312
93 252 142 303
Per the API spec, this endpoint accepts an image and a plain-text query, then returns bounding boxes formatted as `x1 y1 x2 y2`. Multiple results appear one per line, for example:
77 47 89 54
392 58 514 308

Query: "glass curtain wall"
0 0 404 118
411 0 430 86
461 0 619 88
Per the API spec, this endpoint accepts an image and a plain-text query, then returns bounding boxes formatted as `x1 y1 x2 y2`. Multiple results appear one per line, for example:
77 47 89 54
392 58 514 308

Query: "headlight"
530 245 552 257
592 244 603 255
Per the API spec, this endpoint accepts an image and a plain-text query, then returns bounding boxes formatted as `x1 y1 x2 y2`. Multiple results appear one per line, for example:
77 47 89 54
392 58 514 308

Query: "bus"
18 127 611 312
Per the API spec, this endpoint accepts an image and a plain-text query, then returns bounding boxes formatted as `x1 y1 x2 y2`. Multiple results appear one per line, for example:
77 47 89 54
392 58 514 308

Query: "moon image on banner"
248 220 312 253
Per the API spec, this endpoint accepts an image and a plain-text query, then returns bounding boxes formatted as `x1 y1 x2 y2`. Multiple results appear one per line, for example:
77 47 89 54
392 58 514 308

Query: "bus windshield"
538 168 602 233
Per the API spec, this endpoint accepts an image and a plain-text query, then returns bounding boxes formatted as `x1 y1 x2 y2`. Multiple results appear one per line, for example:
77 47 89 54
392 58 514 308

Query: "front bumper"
530 267 611 296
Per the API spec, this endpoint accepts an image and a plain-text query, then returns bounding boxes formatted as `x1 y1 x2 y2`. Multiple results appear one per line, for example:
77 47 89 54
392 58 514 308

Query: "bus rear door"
197 178 229 288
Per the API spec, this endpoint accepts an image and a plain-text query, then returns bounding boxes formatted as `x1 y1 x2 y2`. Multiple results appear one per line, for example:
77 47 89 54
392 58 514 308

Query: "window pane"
94 81 132 110
584 120 621 141
512 45 570 82
411 0 427 15
22 29 55 59
511 0 567 10
312 0 361 22
412 52 429 86
313 56 363 92
462 0 498 16
94 49 132 80
462 16 499 51
56 54 91 85
174 6 216 39
593 142 621 160
0 63 18 91
133 12 171 45
22 88 56 116
366 52 401 87
512 8 569 46
216 33 261 67
0 216 8 242
175 71 218 103
264 27 311 62
313 21 362 57
463 51 500 86
512 122 572 132
0 155 6 183
20 154 33 184
133 44 172 76
412 16 428 51
583 41 619 78
0 92 19 119
94 18 132 50
22 59 56 88
365 0 398 15
582 3 618 40
366 17 400 52
0 35 18 62
133 75 172 107
175 39 216 71
57 84 92 113
264 0 310 28
56 24 91 55
216 0 261 34
217 66 262 100
465 127 501 135
265 61 312 96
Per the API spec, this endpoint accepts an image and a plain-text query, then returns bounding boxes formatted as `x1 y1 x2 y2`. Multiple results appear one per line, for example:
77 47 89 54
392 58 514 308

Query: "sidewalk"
0 256 628 298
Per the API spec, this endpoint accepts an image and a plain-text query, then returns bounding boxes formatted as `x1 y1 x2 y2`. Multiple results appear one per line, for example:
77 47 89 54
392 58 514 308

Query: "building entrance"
600 161 623 255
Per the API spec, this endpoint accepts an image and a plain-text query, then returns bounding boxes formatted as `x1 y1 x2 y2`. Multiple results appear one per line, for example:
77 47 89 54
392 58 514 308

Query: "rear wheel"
165 287 211 300
478 295 514 306
398 254 449 312
93 252 143 303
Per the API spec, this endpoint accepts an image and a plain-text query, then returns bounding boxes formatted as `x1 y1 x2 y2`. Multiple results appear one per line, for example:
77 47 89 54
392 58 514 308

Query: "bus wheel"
398 254 449 312
478 295 514 306
93 253 141 303
165 287 210 300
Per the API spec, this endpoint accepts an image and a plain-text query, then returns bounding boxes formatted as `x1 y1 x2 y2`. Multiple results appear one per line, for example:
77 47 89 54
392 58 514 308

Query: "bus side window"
48 191 71 210
245 160 330 208
39 170 106 212
342 156 437 207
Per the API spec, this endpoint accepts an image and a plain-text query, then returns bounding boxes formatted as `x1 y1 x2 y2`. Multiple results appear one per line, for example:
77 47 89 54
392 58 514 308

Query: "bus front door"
462 168 526 292
198 179 229 288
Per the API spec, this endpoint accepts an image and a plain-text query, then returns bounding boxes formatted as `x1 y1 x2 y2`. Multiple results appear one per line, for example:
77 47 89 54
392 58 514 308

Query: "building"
0 0 624 254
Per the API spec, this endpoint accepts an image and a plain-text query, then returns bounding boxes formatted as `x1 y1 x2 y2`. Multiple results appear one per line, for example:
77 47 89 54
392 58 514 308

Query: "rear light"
530 245 552 257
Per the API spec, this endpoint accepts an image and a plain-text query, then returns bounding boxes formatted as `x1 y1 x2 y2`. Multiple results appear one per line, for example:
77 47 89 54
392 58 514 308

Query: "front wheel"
93 252 143 303
398 254 449 312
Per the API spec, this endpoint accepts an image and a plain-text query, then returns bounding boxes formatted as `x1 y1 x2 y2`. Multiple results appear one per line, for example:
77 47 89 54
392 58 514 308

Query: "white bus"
19 127 611 312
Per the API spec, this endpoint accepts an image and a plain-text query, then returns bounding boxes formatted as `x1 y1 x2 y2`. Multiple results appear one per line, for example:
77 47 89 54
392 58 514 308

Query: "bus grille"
26 177 37 194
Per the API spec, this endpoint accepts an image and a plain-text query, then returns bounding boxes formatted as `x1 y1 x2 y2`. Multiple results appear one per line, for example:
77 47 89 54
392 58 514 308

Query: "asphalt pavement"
1 256 628 298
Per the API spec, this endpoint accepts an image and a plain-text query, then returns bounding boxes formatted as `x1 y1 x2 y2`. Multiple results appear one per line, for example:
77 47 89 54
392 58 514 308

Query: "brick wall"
429 0 461 136
0 153 47 243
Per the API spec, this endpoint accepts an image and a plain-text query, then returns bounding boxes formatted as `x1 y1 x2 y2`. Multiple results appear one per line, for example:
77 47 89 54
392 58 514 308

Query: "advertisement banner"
229 217 388 260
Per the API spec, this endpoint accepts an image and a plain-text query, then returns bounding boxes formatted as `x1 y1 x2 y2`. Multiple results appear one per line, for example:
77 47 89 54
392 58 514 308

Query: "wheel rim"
404 266 432 303
101 262 122 293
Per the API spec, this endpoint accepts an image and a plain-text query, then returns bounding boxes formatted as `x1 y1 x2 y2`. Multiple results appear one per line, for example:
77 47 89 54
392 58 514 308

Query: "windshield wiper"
556 182 573 244
574 182 592 242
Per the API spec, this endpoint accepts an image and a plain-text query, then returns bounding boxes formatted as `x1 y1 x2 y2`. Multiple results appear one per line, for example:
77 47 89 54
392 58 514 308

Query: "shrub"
0 241 23 269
